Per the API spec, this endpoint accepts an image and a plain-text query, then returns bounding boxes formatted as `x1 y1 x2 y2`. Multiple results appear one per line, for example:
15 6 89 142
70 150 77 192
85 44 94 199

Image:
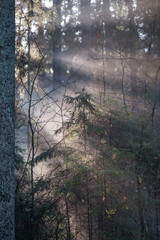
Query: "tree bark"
52 0 63 84
0 0 15 239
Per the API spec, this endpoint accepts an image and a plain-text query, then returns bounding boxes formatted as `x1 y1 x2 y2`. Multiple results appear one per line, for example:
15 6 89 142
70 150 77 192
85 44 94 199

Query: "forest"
0 0 160 239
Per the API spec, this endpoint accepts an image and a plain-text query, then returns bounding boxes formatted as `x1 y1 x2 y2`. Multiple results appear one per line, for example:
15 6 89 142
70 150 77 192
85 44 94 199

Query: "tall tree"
52 0 63 84
0 0 15 239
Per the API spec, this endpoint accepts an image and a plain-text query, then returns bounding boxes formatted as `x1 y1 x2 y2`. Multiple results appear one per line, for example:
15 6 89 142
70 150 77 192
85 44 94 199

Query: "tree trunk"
52 0 63 84
128 0 138 109
0 1 15 239
137 176 146 240
80 0 91 50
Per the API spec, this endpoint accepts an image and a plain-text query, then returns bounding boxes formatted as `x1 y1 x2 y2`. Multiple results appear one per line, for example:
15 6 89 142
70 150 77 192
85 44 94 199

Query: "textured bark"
0 1 15 239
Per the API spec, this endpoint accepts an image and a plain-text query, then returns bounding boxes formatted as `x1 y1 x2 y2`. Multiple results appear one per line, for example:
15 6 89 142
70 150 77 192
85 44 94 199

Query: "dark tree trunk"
52 0 63 84
80 0 93 84
128 0 138 108
80 0 91 50
0 0 15 239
